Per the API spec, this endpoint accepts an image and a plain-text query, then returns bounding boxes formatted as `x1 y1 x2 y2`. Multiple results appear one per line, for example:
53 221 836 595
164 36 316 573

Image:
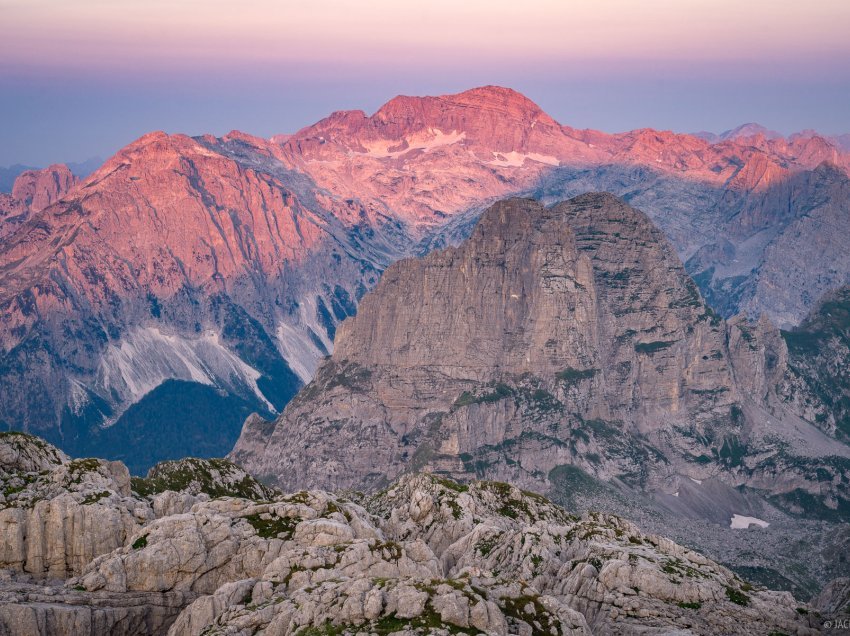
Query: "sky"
1 0 849 167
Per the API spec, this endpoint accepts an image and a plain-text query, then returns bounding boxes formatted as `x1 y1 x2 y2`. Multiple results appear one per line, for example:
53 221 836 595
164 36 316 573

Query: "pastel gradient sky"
1 0 849 166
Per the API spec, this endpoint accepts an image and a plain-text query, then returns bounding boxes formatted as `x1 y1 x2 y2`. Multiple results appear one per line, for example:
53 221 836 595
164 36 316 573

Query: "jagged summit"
374 85 550 122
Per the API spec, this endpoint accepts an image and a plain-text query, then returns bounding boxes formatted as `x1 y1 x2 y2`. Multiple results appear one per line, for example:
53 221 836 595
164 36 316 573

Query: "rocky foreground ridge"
0 432 836 635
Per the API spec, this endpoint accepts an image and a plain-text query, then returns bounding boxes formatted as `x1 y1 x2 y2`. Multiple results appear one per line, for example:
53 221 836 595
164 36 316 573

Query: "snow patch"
730 514 769 529
97 327 276 414
488 151 560 167
359 129 466 158
689 477 702 485
672 491 679 497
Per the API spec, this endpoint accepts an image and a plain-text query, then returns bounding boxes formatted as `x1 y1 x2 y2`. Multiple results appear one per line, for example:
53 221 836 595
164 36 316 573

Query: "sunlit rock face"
0 164 78 238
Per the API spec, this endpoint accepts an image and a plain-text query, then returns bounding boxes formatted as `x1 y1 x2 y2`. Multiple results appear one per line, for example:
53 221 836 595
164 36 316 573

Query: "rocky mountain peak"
719 122 784 141
232 194 727 488
291 85 565 156
374 85 551 130
0 163 79 239
233 193 849 527
334 191 698 384
93 130 210 176
10 164 77 212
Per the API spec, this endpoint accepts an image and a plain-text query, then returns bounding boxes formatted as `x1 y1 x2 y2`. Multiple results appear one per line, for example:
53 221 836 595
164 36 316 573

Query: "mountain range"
2 86 850 633
2 86 850 474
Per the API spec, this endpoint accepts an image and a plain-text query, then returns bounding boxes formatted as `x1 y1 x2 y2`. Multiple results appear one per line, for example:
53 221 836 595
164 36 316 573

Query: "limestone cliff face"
232 195 850 513
331 193 736 429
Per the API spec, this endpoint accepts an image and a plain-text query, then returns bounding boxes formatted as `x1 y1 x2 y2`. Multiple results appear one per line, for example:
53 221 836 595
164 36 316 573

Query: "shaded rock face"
233 195 850 515
779 286 850 447
813 577 850 618
689 162 850 327
0 437 822 635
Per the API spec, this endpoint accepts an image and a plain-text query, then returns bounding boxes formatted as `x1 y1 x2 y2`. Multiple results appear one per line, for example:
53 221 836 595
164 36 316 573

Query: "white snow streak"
730 514 769 529
359 129 466 158
488 151 560 167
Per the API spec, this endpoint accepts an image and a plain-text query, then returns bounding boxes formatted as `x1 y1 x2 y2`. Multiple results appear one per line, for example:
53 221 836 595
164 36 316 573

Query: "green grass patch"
243 513 298 540
556 367 598 385
634 340 676 354
725 586 750 606
453 383 514 408
81 490 110 505
678 601 702 610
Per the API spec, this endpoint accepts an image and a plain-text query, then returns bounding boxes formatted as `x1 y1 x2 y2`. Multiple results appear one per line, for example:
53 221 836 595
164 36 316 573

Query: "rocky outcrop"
0 431 68 474
0 433 149 580
10 164 77 213
0 432 827 635
131 457 277 501
232 195 850 516
0 164 78 238
0 581 192 636
161 474 818 635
